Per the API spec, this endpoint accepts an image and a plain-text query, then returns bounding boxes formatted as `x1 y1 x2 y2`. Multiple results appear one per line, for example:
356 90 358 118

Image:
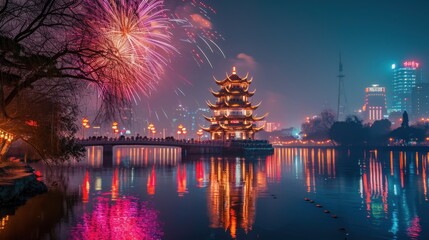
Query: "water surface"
0 146 428 239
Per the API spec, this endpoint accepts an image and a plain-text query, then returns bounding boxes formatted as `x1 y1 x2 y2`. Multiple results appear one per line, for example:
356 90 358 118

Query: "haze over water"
0 146 428 240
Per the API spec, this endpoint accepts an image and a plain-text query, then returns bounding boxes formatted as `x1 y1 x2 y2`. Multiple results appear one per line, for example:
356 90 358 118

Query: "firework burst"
80 0 176 101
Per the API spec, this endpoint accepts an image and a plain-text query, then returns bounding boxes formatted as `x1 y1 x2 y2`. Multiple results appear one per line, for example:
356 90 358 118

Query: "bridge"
79 138 227 155
78 137 274 166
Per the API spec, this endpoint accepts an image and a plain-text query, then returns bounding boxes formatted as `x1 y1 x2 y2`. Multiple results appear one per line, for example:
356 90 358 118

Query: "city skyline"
128 0 429 129
77 0 429 132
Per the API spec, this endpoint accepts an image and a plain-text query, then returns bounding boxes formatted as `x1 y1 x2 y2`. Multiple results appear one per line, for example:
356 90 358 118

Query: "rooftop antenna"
336 52 347 121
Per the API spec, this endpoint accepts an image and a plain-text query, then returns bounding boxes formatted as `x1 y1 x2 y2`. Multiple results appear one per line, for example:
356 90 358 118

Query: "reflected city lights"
147 166 156 195
82 170 90 203
113 147 181 167
4 146 429 240
177 164 188 197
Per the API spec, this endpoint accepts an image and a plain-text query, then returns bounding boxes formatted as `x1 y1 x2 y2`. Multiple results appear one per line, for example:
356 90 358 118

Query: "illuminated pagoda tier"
202 67 267 140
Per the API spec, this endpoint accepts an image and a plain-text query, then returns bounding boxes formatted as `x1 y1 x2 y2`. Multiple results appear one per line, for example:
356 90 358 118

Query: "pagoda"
201 67 267 140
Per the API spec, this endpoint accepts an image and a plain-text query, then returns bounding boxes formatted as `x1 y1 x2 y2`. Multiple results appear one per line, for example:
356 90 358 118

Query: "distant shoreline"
274 145 429 152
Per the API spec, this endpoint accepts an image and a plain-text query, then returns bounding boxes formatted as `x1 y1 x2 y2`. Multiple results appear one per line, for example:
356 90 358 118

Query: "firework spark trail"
155 111 160 121
176 87 186 96
162 108 169 119
196 45 212 68
170 0 225 69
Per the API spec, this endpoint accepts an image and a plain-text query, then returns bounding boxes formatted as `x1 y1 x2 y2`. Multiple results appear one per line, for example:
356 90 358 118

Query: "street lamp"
148 123 155 137
112 121 119 136
182 128 187 140
82 117 90 139
151 127 156 138
197 129 203 141
177 124 184 140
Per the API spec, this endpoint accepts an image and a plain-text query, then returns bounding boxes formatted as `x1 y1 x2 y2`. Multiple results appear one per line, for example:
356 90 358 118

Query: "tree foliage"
367 119 391 145
329 116 367 146
0 0 134 161
301 109 335 141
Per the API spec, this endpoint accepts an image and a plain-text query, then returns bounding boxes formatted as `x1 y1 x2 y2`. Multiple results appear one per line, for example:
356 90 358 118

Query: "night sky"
133 0 429 130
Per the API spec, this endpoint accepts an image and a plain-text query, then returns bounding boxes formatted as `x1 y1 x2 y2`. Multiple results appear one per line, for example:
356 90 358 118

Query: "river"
0 146 428 239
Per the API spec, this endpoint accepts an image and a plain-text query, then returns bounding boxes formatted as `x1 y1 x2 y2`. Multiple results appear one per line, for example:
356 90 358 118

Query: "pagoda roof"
252 113 268 121
201 125 221 132
206 100 241 109
219 122 253 130
206 100 262 110
252 124 265 132
205 113 267 122
213 67 253 85
210 87 256 97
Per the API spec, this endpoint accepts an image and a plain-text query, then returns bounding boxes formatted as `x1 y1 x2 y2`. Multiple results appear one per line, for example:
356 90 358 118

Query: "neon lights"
403 61 420 68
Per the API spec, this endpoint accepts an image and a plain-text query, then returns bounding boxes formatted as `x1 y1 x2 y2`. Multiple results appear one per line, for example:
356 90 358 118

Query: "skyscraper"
363 84 387 122
412 83 429 119
391 61 422 113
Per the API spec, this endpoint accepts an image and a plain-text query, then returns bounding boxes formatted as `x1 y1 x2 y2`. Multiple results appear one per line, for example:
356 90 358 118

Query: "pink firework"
168 0 225 68
80 0 176 100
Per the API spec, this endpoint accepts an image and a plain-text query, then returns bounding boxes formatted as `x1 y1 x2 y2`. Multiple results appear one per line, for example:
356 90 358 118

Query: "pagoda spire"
232 66 237 74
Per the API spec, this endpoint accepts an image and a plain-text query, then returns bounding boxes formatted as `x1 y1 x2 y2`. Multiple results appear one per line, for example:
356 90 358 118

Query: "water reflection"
207 157 266 239
85 146 181 168
70 196 163 240
1 147 429 239
0 171 80 240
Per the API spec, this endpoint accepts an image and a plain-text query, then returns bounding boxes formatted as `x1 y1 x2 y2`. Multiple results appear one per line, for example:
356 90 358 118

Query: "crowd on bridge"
78 135 228 146
78 135 272 148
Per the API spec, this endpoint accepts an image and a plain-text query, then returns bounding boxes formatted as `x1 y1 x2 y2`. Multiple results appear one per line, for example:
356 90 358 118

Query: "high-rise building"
362 84 387 122
390 61 422 113
412 83 429 119
265 122 281 132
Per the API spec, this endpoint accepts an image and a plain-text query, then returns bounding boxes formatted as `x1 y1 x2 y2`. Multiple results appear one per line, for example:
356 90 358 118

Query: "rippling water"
0 146 428 240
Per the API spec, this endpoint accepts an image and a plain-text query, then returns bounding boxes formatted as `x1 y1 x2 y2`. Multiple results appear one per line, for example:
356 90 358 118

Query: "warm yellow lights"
112 121 119 134
0 130 14 142
147 123 156 137
232 66 236 74
177 124 186 139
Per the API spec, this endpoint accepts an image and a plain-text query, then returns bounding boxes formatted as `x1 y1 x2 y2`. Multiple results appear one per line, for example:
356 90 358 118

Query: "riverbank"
275 144 429 151
0 161 47 209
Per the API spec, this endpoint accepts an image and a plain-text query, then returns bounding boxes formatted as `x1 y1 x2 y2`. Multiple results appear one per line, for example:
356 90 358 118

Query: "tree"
390 126 425 143
301 109 335 141
0 0 137 161
368 119 392 145
329 116 367 146
390 114 425 144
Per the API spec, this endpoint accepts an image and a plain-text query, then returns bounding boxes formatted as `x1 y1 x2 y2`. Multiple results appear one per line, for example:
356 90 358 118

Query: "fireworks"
169 0 225 68
77 0 223 104
80 0 176 100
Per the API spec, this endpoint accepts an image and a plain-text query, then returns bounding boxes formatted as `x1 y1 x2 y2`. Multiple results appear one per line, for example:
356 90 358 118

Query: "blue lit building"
390 61 422 113
412 83 429 119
